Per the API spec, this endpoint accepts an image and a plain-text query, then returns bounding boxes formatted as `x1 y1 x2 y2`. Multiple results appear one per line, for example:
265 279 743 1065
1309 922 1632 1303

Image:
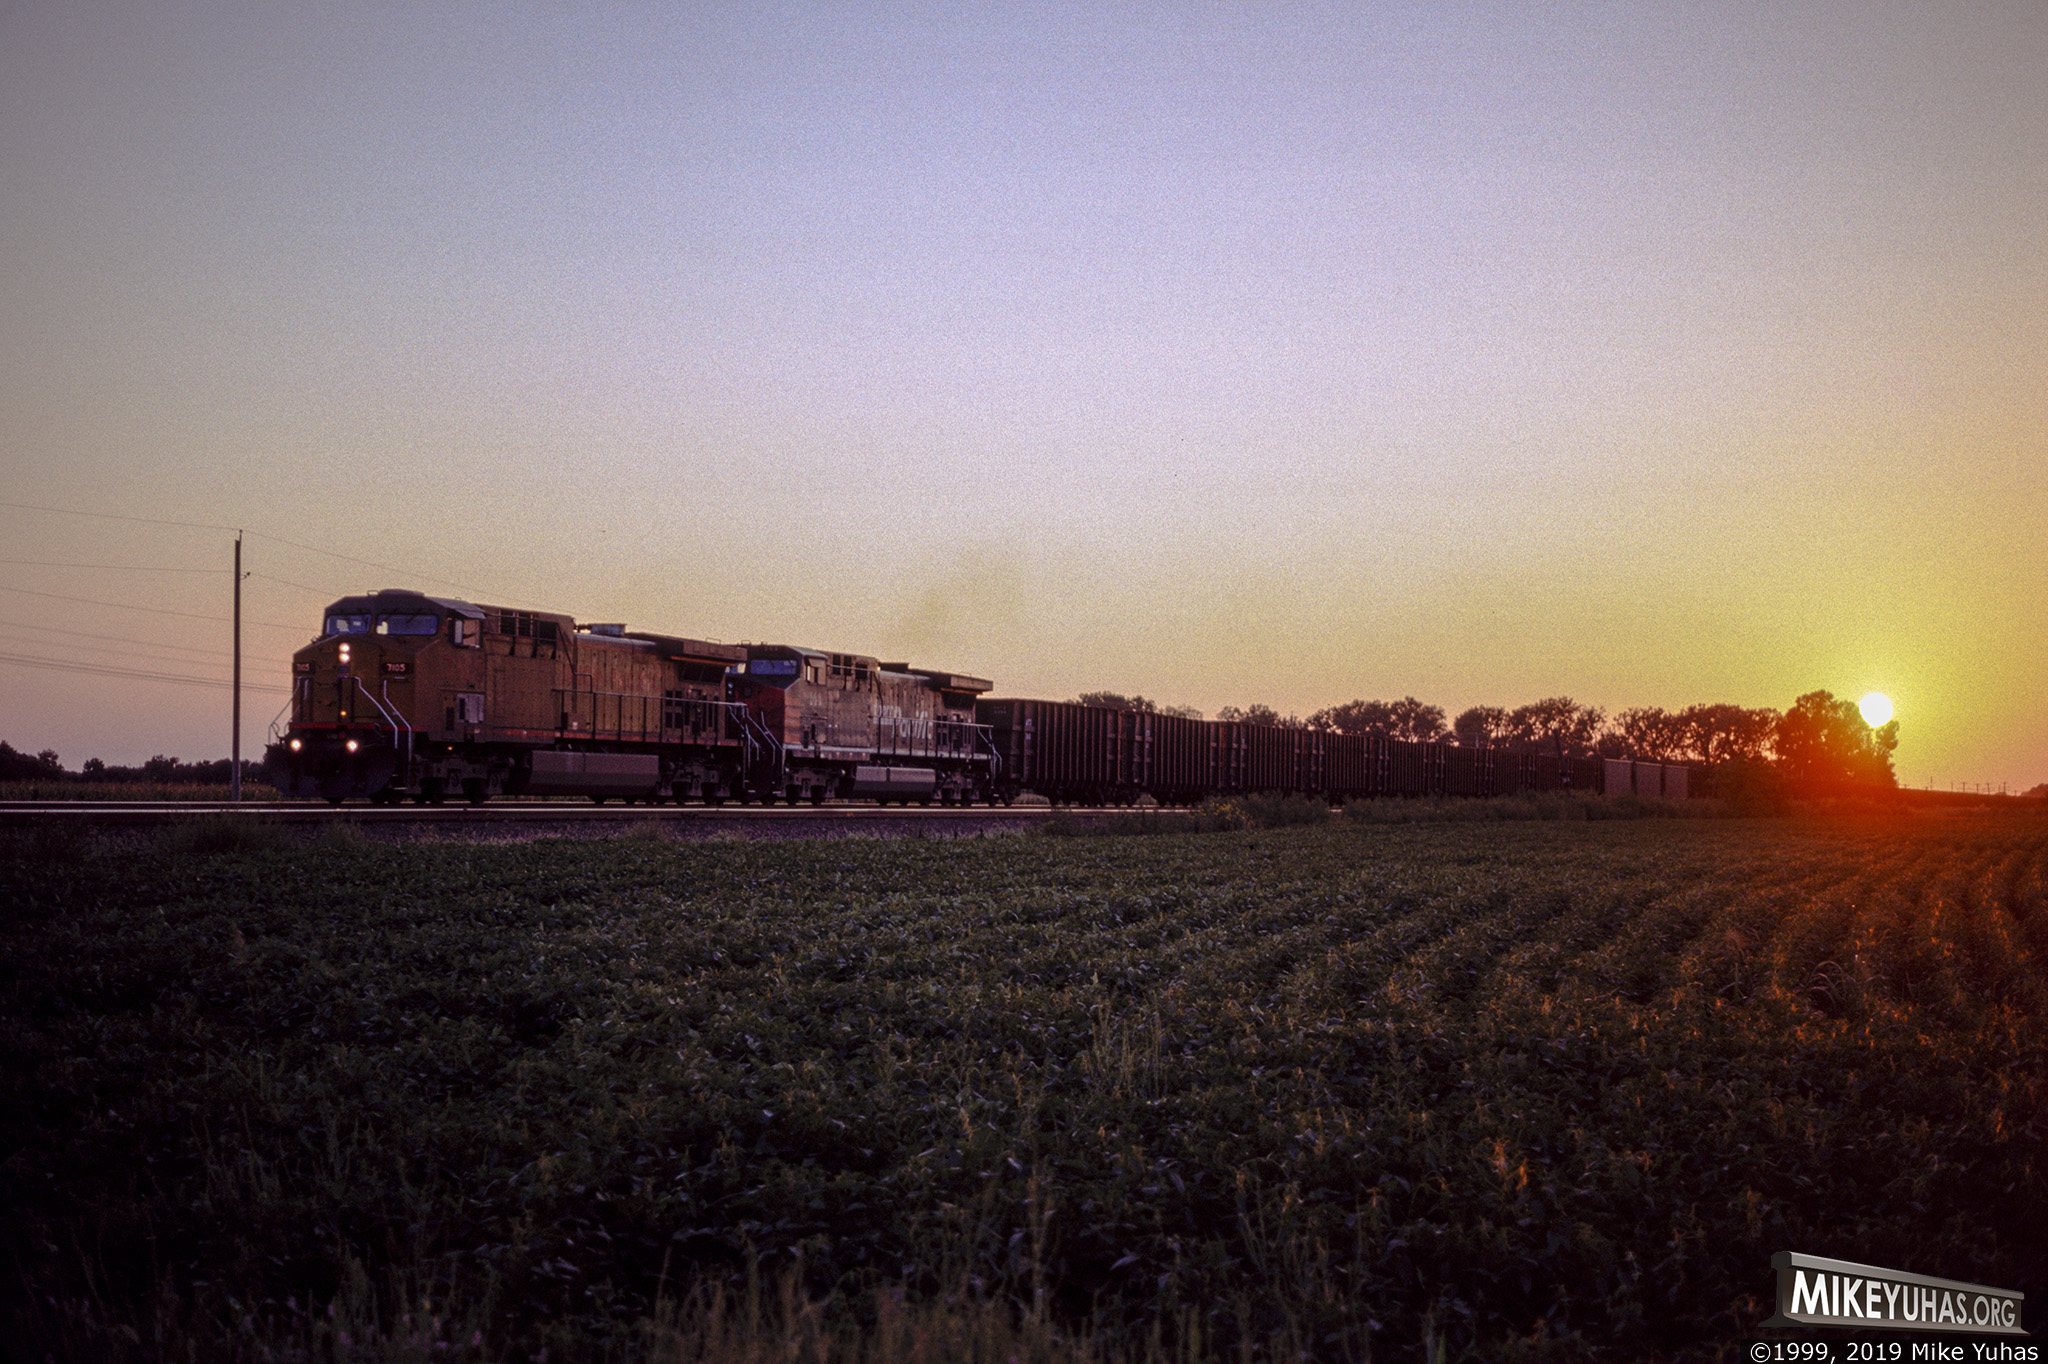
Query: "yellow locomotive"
273 589 999 805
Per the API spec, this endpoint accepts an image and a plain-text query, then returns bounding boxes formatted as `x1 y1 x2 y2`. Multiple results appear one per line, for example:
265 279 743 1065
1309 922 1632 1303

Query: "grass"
2 809 2044 1361
0 780 284 802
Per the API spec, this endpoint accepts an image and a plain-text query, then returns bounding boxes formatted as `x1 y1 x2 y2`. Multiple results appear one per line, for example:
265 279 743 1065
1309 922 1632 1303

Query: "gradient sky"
2 0 2043 787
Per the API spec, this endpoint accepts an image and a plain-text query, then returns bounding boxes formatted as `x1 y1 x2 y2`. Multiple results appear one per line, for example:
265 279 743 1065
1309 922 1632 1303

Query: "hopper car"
271 589 1697 806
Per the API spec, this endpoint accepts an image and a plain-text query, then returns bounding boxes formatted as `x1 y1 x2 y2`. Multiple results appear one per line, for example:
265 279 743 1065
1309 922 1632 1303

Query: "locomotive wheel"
809 787 826 806
462 779 488 804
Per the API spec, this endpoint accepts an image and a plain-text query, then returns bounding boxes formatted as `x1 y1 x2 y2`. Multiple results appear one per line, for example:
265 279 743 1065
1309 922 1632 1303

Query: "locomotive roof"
323 588 484 619
746 641 990 692
622 631 747 664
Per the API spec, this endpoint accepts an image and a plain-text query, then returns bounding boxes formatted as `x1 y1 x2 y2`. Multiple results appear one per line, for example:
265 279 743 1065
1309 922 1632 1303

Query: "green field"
3 810 2043 1361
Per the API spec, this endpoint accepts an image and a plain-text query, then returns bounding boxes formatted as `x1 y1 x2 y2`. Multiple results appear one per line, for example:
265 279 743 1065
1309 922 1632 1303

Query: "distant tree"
143 755 180 783
1307 698 1447 742
1774 690 1897 791
1451 705 1510 748
82 758 106 777
1218 703 1301 727
1674 703 1779 766
1501 698 1606 758
1075 692 1206 720
1614 707 1687 762
1074 691 1154 712
2027 783 2048 799
0 742 65 780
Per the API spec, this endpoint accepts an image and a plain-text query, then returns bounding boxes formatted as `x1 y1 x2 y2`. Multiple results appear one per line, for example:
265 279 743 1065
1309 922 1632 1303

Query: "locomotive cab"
274 589 490 803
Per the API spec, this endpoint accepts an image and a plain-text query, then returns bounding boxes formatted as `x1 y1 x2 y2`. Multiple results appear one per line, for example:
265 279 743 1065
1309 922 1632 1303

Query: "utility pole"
232 532 243 803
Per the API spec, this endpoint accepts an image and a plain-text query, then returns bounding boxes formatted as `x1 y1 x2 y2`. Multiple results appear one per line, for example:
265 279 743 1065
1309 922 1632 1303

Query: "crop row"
3 811 2043 1360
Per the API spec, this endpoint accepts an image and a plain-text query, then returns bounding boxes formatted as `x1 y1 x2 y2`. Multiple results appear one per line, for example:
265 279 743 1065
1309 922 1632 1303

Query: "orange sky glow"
1 2 2042 789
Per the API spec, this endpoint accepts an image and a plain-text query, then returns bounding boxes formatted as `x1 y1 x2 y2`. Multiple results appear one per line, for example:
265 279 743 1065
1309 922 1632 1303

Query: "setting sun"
1860 692 1895 727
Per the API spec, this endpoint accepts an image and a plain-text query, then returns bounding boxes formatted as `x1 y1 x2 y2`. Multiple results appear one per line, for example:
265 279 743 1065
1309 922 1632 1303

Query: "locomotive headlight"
345 739 360 753
338 643 351 660
289 738 302 752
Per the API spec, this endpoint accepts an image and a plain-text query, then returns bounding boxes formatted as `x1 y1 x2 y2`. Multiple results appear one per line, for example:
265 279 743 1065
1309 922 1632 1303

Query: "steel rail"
0 800 1113 829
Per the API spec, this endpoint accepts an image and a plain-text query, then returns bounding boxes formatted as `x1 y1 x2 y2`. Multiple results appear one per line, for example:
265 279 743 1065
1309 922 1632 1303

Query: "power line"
243 530 495 596
2 498 499 597
9 632 292 671
0 584 305 631
11 630 292 667
1 617 217 654
0 558 229 572
0 650 292 694
0 499 240 532
0 617 286 661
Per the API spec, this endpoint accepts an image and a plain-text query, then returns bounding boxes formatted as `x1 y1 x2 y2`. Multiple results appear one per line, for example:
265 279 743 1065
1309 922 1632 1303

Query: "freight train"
270 588 1696 806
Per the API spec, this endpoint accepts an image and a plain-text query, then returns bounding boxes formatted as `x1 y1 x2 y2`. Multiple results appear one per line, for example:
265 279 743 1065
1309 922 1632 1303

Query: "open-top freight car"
972 698 1655 805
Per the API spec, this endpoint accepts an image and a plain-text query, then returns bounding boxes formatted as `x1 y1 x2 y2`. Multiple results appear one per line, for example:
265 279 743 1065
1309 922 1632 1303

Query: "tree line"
0 742 262 785
8 689 1903 793
1072 691 1900 788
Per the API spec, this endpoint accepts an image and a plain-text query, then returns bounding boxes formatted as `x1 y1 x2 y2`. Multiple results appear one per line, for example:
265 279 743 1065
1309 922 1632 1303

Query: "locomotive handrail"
972 722 1001 778
266 691 297 748
726 702 785 785
357 678 414 774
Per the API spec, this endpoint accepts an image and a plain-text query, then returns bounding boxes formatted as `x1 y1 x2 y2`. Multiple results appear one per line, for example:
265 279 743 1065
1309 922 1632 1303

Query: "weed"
4 812 2044 1361
314 820 370 851
0 818 97 864
153 813 295 857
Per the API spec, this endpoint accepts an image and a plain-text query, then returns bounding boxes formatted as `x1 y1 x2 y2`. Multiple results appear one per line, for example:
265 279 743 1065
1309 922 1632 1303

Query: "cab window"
376 613 439 636
326 613 372 636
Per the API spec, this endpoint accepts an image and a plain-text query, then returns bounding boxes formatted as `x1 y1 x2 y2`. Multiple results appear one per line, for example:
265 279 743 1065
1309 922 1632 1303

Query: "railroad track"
0 799 1090 831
